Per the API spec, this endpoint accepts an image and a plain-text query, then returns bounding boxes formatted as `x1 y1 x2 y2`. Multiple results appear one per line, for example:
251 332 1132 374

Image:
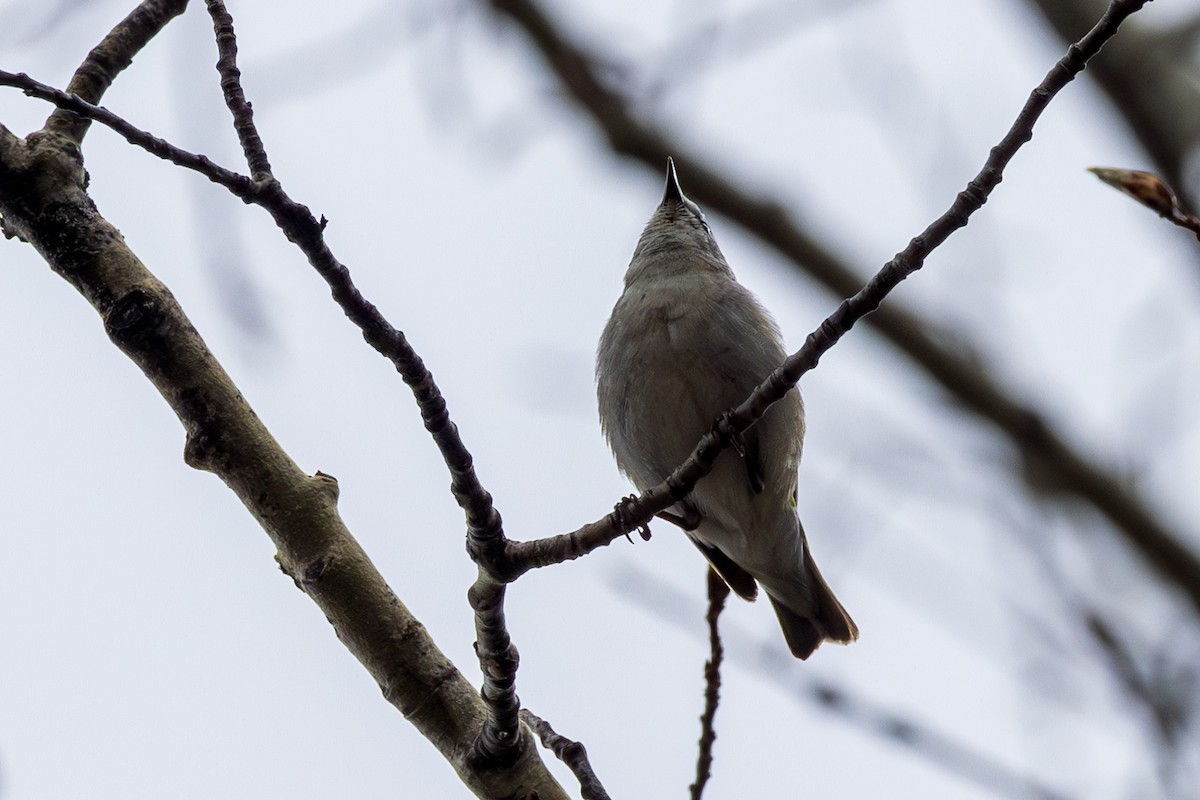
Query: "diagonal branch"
204 0 273 180
5 10 556 791
45 0 190 144
484 0 1200 616
0 70 256 194
521 709 613 800
0 62 528 770
0 128 566 799
1025 0 1200 211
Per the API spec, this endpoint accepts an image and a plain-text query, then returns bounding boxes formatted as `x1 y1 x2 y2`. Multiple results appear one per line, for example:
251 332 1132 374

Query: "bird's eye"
683 197 707 225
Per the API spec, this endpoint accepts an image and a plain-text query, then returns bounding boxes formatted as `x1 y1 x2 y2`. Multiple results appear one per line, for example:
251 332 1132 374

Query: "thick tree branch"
44 0 189 144
13 2 524 756
0 130 565 800
0 61 531 773
483 0 1200 616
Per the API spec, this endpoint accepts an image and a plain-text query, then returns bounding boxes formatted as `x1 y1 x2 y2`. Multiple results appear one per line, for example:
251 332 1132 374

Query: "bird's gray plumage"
596 159 857 659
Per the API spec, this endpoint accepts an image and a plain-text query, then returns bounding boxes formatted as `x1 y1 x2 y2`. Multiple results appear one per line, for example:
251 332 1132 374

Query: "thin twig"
0 70 256 195
690 568 729 800
1082 608 1185 748
521 709 612 800
44 0 189 144
204 0 273 180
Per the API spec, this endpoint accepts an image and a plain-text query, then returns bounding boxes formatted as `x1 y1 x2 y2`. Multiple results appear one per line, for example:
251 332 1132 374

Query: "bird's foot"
716 411 745 456
613 494 652 542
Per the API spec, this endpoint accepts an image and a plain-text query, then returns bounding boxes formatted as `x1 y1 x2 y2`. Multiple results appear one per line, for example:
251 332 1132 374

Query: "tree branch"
521 709 613 800
0 70 257 194
44 0 190 144
482 0 1200 618
204 0 273 180
690 568 729 800
0 111 566 800
0 60 534 772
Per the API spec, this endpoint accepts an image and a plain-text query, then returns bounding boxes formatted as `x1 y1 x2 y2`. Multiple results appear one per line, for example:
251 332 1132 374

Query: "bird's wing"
687 533 758 601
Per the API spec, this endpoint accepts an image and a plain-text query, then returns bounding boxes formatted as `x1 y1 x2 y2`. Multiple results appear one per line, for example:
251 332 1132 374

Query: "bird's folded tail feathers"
770 546 858 660
805 543 859 644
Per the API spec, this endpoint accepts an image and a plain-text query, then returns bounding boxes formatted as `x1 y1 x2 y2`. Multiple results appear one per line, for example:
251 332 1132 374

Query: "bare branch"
482 0 1200 618
0 62 529 772
0 128 567 799
690 568 729 800
45 0 189 144
522 709 612 800
468 577 524 767
203 0 273 180
0 70 256 195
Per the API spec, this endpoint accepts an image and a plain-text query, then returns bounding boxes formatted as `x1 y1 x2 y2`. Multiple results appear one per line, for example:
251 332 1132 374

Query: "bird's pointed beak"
661 157 684 206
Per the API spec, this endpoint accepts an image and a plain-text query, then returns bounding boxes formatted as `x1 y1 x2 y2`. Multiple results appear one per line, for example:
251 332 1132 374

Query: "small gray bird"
596 158 858 659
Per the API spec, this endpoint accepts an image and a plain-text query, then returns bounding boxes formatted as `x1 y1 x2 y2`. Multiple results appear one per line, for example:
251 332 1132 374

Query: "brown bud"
1088 167 1178 218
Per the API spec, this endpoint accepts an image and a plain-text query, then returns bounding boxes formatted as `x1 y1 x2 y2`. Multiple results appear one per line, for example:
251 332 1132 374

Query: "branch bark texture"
0 128 564 800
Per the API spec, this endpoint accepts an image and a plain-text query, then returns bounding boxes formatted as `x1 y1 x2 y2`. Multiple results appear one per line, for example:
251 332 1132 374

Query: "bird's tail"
768 544 858 660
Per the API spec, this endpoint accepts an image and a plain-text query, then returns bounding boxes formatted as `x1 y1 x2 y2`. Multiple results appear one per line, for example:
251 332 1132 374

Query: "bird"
596 158 858 659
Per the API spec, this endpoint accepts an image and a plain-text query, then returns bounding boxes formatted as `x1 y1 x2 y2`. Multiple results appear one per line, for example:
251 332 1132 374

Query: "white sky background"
1 0 1198 798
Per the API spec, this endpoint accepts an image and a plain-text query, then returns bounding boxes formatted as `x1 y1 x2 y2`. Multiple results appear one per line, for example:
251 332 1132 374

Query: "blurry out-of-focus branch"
483 0 1200 619
1012 511 1195 790
1027 0 1200 210
1083 608 1188 749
